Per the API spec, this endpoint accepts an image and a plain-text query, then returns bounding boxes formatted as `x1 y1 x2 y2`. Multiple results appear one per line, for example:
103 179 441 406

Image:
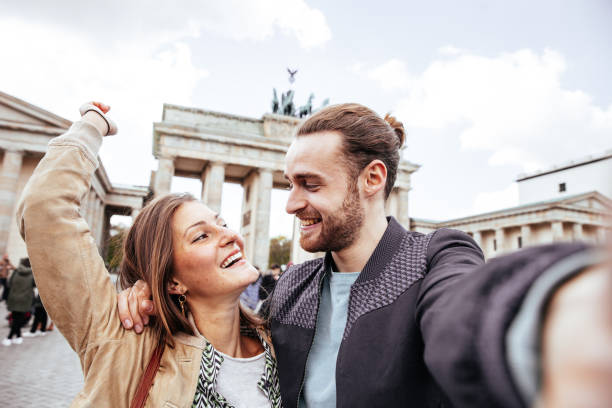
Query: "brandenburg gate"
151 104 418 269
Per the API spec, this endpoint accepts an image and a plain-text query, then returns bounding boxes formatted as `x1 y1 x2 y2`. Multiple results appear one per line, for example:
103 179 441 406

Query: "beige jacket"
16 121 230 407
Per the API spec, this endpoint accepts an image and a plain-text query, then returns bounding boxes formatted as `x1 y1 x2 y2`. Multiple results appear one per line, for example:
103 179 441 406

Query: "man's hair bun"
384 114 405 147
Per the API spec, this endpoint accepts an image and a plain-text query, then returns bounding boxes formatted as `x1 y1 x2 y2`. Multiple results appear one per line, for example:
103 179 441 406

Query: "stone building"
412 154 612 259
517 150 612 203
0 91 148 265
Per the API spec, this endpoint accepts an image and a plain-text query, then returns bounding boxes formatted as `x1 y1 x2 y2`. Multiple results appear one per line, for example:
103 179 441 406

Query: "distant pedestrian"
240 266 262 310
258 264 282 301
24 291 47 337
0 254 15 301
2 258 35 346
258 264 283 316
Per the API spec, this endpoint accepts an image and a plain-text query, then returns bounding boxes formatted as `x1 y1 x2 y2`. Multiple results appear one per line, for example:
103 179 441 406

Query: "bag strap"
130 342 165 408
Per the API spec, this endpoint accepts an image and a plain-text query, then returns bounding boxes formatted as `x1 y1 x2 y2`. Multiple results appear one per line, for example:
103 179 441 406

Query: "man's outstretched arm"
417 233 606 408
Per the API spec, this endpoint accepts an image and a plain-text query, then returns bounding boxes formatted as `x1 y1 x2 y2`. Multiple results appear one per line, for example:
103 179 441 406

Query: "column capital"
157 154 176 162
2 148 25 155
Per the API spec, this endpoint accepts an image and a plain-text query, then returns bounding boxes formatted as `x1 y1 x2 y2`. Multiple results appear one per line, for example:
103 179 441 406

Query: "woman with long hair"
17 102 280 407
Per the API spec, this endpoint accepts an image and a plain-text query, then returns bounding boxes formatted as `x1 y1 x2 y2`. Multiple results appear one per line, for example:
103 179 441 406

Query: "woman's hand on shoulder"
117 279 155 334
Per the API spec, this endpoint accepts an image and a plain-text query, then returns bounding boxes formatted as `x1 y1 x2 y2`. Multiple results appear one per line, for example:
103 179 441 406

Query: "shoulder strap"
130 342 164 408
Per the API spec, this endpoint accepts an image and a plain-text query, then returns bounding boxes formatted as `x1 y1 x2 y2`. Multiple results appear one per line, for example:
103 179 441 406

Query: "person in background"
2 257 34 346
0 254 15 301
240 265 262 311
258 264 282 301
23 290 48 337
257 264 282 316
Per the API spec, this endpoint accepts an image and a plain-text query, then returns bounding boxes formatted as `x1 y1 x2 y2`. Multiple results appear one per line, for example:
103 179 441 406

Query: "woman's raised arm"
16 102 119 353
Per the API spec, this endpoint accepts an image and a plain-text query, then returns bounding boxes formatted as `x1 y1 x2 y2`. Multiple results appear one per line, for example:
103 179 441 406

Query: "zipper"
296 268 327 408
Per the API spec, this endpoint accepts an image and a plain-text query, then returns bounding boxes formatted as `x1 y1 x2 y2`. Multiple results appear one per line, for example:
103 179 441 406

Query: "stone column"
395 187 410 229
131 208 141 222
153 156 174 197
253 169 273 270
551 221 564 242
201 162 225 214
494 228 505 254
520 224 532 246
0 150 24 254
472 231 482 249
572 223 583 241
596 227 608 244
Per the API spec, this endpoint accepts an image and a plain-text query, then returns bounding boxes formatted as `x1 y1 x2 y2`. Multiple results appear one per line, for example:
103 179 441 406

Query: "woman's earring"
178 294 186 315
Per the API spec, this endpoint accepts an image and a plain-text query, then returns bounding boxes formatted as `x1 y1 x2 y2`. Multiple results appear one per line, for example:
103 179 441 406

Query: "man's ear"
167 278 187 295
361 160 387 198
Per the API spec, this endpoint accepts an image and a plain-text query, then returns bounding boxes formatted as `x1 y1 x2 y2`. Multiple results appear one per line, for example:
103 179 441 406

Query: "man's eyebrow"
284 172 324 181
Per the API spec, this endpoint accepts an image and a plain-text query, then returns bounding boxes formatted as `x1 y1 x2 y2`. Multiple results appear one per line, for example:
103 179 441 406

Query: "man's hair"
296 103 405 198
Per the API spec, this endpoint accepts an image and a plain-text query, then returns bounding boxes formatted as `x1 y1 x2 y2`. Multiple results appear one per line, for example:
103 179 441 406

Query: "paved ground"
0 301 83 407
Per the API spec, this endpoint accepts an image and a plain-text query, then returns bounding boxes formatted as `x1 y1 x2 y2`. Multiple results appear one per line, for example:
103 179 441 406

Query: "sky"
2 0 611 237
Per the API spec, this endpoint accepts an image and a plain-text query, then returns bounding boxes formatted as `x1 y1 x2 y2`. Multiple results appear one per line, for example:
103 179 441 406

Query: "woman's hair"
296 103 405 199
119 193 263 346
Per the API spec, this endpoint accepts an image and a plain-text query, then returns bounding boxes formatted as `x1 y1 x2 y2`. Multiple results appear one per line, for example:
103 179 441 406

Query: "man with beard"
263 104 607 407
119 103 609 407
268 103 485 407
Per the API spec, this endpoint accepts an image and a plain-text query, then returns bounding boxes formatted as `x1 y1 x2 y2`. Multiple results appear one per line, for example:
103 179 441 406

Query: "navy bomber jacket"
269 217 590 407
269 217 484 407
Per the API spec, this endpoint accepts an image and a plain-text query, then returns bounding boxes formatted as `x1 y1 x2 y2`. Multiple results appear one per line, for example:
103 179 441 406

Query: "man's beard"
299 184 364 253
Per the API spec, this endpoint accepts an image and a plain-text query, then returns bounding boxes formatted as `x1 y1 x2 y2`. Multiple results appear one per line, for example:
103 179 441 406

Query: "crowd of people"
1 256 50 346
13 101 612 407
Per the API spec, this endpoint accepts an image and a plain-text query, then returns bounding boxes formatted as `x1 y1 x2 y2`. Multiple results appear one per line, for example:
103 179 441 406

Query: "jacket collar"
176 314 281 406
323 216 407 284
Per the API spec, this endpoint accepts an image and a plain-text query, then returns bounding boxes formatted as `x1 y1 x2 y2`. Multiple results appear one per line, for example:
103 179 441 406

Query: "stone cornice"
0 91 72 129
412 197 611 229
162 103 263 124
438 204 609 228
153 122 291 159
0 119 67 136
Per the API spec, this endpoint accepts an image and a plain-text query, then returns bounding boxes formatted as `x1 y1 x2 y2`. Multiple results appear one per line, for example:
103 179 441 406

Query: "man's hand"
540 263 612 407
117 280 155 334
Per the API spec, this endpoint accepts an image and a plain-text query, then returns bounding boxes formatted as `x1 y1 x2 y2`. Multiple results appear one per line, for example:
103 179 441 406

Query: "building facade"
0 91 148 265
412 192 610 259
412 153 612 259
517 151 612 204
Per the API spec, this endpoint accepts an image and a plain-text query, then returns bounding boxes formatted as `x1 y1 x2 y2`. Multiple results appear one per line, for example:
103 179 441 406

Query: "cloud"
472 183 519 214
2 0 331 50
0 0 331 184
366 48 612 172
367 59 414 91
438 45 466 56
0 18 207 185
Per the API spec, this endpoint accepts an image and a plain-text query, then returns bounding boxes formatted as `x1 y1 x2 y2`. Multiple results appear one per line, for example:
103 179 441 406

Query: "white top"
216 350 270 408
